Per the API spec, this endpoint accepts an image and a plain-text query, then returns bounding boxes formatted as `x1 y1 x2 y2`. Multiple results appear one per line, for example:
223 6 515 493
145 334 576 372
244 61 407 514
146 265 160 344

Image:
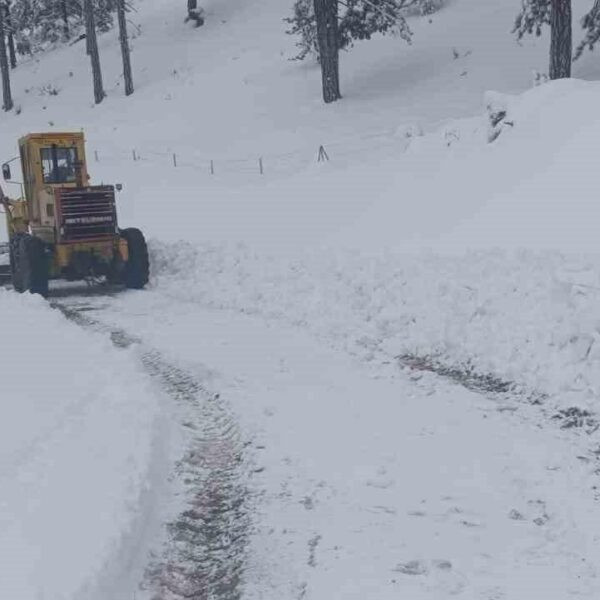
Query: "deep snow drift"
0 290 165 600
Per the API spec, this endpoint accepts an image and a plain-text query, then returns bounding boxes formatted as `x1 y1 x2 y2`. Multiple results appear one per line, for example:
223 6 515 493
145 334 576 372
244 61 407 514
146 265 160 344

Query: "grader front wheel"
11 234 49 297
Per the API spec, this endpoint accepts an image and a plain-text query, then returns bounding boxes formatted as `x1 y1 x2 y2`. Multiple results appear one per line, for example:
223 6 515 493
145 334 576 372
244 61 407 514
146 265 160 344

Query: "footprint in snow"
432 559 453 570
394 559 454 576
394 559 429 575
460 519 483 528
508 509 525 521
301 496 315 510
366 478 394 489
533 514 550 526
369 505 397 515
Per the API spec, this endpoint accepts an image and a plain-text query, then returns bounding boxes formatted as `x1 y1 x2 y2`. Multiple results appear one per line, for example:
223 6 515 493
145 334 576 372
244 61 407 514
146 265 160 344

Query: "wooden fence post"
317 145 329 162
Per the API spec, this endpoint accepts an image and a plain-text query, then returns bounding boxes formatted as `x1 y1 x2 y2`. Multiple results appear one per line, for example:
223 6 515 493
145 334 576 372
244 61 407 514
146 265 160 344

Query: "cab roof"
19 132 85 145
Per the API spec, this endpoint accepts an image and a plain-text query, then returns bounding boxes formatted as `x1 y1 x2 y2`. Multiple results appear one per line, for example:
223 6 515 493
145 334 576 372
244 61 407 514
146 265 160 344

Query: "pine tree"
94 0 114 33
285 0 320 61
286 0 433 62
84 0 105 103
0 3 13 110
60 0 70 40
287 0 439 101
513 0 571 79
8 0 116 54
513 0 550 39
4 1 17 68
575 0 600 59
314 0 340 103
550 0 571 79
117 0 133 96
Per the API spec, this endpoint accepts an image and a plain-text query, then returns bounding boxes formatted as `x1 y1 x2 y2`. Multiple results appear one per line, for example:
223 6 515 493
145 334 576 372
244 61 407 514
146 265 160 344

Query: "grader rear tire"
11 234 49 297
121 228 149 289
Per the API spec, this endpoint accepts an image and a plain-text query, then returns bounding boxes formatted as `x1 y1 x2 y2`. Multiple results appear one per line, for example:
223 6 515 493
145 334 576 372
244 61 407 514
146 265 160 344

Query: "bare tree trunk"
117 0 133 96
185 0 205 26
84 0 105 104
314 0 341 103
5 2 16 68
61 0 70 40
85 0 91 55
0 6 13 110
550 0 572 79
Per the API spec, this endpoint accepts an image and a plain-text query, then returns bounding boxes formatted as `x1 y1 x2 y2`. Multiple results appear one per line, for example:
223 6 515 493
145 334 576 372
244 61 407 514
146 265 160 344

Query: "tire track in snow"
51 297 252 600
398 352 600 495
398 352 600 433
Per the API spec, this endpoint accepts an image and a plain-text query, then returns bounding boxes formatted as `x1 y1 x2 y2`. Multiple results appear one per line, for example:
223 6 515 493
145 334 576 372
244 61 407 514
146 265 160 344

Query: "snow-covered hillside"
0 0 592 184
2 0 600 253
4 0 600 599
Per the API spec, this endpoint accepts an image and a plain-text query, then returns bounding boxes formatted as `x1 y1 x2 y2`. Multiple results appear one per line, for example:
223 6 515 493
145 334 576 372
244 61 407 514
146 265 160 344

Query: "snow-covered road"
50 284 600 600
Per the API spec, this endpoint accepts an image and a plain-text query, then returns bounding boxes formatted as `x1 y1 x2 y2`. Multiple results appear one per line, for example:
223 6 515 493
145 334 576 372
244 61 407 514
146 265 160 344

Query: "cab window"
40 146 78 184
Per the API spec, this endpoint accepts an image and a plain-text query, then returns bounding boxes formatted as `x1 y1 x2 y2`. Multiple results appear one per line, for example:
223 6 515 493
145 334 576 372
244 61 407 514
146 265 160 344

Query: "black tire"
11 234 49 297
8 235 23 275
8 237 19 288
121 227 149 289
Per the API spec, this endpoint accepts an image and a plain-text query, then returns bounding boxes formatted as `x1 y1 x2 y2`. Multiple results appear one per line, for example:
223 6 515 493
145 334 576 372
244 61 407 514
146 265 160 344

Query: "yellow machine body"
3 132 123 280
2 130 148 295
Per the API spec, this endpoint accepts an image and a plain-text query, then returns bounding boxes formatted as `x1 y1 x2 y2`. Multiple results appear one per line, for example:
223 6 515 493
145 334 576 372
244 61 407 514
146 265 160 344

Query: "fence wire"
90 125 416 178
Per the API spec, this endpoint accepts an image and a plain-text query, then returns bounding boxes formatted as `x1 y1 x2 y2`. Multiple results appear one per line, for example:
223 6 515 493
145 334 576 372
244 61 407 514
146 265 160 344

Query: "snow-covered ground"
54 287 600 600
3 0 600 597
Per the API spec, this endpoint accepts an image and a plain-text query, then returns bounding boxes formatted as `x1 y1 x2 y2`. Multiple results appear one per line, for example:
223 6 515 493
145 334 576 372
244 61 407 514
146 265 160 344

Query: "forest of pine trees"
287 0 600 103
0 0 133 109
5 1 600 108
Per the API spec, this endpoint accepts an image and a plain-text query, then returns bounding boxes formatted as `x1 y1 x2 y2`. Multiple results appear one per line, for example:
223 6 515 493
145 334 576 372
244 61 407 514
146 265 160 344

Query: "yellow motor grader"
0 132 149 296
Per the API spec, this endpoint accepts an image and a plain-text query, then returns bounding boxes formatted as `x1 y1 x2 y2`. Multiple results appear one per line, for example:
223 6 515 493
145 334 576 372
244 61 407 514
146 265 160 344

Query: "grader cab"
1 132 149 296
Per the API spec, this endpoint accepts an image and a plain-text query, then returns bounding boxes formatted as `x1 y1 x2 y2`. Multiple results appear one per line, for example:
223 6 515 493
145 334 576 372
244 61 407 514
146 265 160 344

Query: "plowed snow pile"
0 290 160 600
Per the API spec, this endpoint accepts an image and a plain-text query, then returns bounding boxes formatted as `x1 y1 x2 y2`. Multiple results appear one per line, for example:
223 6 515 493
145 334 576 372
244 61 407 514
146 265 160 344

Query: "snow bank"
321 78 600 254
0 290 160 600
150 242 600 412
430 78 600 252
